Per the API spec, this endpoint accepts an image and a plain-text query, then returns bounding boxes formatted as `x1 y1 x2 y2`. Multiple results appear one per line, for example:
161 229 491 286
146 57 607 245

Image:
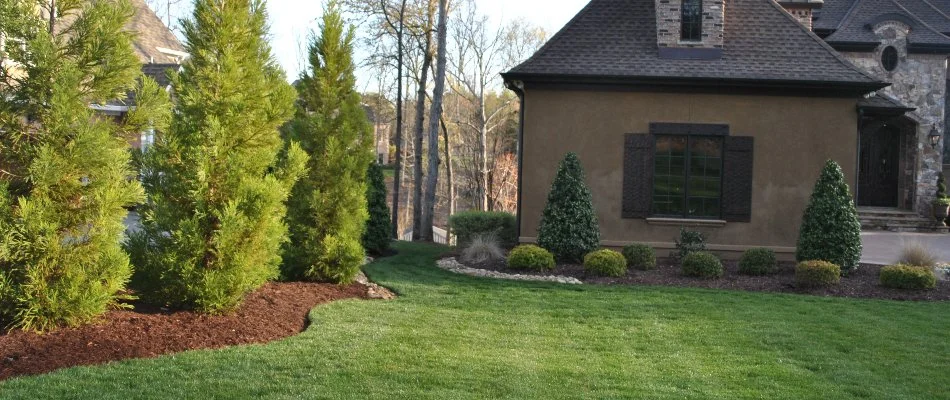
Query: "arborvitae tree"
363 163 392 255
127 0 305 313
796 160 863 271
0 0 166 331
537 153 600 262
281 1 374 283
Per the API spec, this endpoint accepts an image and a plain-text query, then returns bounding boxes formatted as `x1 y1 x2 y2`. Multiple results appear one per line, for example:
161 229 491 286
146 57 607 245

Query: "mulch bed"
0 282 371 381
465 255 950 301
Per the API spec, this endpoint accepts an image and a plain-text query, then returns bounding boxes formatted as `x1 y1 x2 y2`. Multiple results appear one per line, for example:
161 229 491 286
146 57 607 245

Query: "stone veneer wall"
840 21 948 215
655 0 724 49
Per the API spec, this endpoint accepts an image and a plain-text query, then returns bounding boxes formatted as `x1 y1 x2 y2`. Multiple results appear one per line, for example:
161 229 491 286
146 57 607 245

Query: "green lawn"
2 242 949 399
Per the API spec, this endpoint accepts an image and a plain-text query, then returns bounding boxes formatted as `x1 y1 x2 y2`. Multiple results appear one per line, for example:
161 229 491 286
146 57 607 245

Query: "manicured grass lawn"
2 242 949 399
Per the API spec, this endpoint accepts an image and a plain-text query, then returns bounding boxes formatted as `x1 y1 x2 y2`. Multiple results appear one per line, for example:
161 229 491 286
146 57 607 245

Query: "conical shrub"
537 153 600 262
796 160 862 271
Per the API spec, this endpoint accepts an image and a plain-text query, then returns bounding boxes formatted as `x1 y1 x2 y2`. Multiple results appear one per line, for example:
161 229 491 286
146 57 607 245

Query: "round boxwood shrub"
584 249 628 277
738 248 778 276
880 264 937 290
681 252 723 278
507 245 556 271
622 244 656 271
795 260 841 288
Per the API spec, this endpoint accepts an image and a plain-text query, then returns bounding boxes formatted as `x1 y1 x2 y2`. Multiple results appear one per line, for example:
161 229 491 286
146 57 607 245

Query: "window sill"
646 218 727 228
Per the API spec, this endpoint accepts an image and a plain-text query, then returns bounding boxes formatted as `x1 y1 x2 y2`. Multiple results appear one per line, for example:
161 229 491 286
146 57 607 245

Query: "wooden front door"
858 123 900 207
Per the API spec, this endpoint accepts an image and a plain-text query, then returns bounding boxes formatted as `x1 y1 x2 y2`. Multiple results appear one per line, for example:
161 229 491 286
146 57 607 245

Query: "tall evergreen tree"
796 160 862 271
281 1 374 283
363 163 392 255
0 0 166 331
127 0 305 313
537 153 600 262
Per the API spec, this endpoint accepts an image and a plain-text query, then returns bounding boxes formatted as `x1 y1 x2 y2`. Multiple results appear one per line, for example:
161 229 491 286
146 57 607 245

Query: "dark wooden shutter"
622 134 653 218
722 136 754 222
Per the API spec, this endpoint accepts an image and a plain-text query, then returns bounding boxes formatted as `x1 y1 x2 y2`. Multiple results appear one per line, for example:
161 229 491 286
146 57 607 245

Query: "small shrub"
537 153 600 262
622 244 656 271
898 241 939 268
507 245 556 271
681 252 723 278
796 160 862 271
738 248 778 276
449 211 517 248
880 264 937 290
584 249 628 277
795 260 841 288
672 228 706 262
460 234 505 264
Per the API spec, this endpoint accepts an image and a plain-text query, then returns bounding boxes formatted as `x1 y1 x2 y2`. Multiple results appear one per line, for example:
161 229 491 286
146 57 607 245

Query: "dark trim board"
501 73 888 98
650 123 729 136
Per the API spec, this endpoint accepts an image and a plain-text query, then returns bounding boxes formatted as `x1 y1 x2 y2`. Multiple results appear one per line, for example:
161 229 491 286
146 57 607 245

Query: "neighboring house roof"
503 0 884 93
126 0 186 64
814 0 950 52
141 63 179 88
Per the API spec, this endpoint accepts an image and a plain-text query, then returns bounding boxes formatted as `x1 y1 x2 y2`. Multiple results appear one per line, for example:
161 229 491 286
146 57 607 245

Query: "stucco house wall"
519 89 859 259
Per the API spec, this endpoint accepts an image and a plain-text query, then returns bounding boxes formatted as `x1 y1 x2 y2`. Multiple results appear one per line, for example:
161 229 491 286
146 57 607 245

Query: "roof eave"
826 41 880 52
501 72 888 97
907 42 950 54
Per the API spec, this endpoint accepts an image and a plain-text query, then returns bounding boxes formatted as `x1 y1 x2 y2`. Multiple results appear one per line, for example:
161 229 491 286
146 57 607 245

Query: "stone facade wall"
655 0 724 49
840 21 949 215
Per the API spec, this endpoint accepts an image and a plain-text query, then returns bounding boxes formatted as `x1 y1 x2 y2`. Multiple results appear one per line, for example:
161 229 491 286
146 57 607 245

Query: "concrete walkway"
861 231 950 265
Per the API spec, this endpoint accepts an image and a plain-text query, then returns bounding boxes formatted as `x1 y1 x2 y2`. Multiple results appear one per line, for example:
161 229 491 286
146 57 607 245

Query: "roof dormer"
655 0 724 59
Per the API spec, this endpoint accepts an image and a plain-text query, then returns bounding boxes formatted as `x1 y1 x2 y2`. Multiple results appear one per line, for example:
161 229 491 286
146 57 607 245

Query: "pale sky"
155 0 589 87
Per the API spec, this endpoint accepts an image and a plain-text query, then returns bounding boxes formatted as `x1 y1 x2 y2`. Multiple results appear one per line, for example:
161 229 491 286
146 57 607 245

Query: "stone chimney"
655 0 725 59
777 0 823 30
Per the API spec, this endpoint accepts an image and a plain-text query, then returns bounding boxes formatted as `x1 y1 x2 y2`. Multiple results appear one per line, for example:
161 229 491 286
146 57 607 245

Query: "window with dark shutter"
622 134 653 218
623 125 754 223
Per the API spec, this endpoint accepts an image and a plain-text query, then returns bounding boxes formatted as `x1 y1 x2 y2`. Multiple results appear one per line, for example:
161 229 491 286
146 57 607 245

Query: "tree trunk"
478 111 488 211
422 0 449 241
440 117 455 217
390 0 406 239
411 10 434 241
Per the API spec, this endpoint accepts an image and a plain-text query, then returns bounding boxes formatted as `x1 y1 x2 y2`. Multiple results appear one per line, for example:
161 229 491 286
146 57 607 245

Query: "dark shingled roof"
815 0 950 52
141 63 179 88
504 0 883 91
127 0 186 64
857 92 916 111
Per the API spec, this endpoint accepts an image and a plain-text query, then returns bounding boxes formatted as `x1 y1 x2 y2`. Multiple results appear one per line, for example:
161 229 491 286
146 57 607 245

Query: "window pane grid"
652 135 722 219
681 0 703 41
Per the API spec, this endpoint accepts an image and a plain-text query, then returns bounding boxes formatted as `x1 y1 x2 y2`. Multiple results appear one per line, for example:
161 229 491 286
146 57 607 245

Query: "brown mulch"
466 255 950 301
0 282 372 381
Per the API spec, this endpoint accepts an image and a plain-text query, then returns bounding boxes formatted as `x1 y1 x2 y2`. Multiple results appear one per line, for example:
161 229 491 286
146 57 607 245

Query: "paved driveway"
861 231 950 265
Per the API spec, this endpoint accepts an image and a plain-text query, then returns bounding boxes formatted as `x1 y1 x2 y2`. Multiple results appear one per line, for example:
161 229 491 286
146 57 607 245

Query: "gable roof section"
815 0 950 52
503 0 884 94
127 0 186 64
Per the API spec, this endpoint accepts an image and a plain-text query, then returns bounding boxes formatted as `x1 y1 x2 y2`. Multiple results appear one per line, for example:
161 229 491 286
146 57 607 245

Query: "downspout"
505 79 526 242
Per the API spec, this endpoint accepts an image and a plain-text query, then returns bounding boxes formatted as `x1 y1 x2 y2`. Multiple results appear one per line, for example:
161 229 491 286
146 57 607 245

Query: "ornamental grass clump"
622 244 656 271
739 248 778 276
507 245 556 271
880 264 937 290
584 249 628 277
796 160 862 272
461 234 505 264
537 153 600 262
0 0 162 331
795 260 841 288
898 241 939 268
681 252 723 279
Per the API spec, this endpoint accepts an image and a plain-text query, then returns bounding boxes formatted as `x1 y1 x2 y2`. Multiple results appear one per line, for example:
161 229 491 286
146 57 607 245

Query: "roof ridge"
765 0 881 82
917 0 950 30
889 0 950 40
509 0 598 73
834 0 864 32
